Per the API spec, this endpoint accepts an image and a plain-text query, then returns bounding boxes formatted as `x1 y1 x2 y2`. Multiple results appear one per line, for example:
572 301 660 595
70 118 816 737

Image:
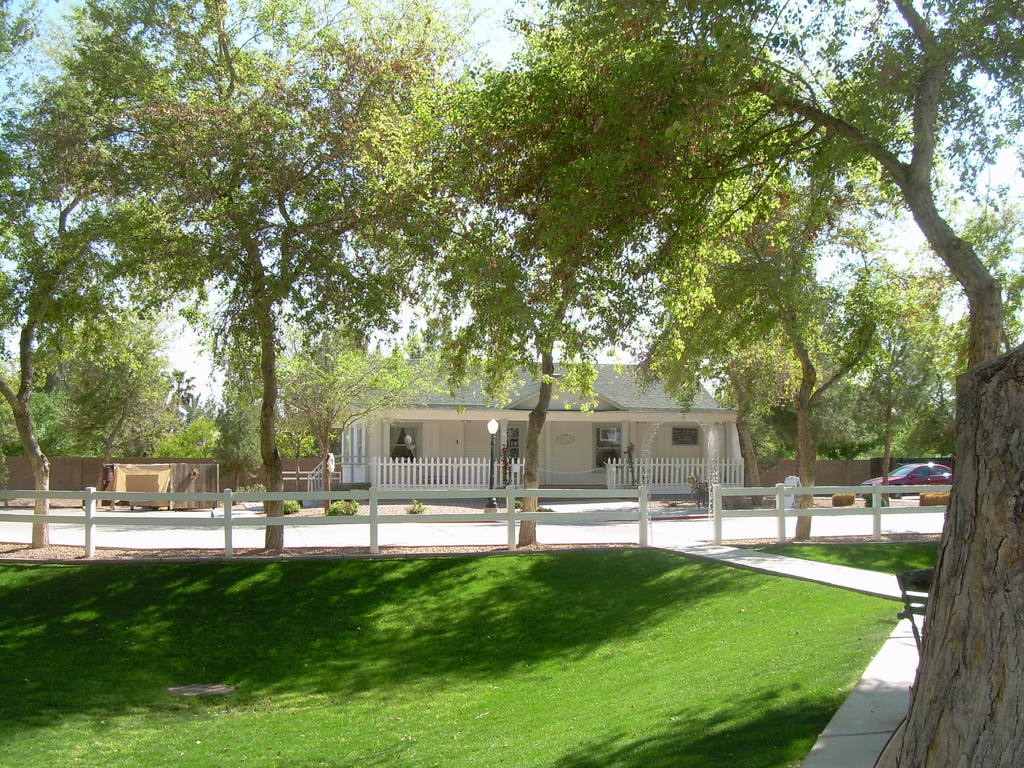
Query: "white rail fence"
711 483 951 544
370 457 523 490
0 485 646 557
606 458 744 490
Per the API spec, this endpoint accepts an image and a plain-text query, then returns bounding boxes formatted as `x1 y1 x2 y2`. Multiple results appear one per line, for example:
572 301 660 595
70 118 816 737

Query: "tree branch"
891 0 939 49
751 81 910 186
810 321 876 407
907 61 947 188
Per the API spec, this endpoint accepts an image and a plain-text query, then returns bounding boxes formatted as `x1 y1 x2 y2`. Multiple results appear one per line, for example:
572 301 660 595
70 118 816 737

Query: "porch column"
499 419 509 483
725 421 742 485
725 422 741 460
702 421 723 484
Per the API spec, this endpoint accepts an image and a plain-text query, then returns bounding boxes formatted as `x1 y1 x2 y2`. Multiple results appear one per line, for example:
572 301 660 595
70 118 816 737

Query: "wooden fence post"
775 483 786 544
369 486 379 554
223 488 233 557
638 485 649 547
872 485 882 542
506 486 516 551
84 486 96 558
712 483 723 544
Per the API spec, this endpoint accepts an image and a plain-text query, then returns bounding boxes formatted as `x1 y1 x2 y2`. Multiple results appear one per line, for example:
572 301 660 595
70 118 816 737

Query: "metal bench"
896 567 933 650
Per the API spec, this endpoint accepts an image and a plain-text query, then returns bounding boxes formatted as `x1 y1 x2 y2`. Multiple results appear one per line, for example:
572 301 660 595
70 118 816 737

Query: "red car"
861 463 953 498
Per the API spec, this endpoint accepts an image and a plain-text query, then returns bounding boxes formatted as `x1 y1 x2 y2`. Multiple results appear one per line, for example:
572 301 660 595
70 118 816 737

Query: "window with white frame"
595 426 622 467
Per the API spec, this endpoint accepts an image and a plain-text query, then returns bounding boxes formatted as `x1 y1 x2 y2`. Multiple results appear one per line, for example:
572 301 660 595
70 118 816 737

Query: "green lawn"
752 543 939 574
1 550 896 768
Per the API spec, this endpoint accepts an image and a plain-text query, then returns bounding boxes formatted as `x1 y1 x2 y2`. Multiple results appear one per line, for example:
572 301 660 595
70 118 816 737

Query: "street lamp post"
486 418 499 509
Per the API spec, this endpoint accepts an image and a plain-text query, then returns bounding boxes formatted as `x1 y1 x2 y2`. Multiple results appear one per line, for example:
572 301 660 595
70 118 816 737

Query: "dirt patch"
0 540 633 564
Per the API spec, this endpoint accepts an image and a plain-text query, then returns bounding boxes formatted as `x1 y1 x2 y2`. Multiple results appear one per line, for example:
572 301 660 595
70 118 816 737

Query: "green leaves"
279 336 439 453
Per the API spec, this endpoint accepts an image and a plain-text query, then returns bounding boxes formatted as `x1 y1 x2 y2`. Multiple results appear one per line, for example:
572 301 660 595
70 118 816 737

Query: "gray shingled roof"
424 364 728 413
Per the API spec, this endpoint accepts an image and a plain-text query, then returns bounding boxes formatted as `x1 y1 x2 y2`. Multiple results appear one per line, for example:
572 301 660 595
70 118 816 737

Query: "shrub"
283 500 301 515
832 493 856 507
327 500 359 516
861 492 891 506
514 499 523 510
236 483 266 494
920 492 950 507
406 499 427 514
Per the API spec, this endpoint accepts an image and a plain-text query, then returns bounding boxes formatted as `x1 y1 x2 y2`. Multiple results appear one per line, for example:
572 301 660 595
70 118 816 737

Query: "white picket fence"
370 456 523 490
0 485 650 556
605 458 745 490
710 482 951 543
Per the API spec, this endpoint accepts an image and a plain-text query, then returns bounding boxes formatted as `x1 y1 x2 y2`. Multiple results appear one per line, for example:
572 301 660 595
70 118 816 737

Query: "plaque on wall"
672 427 699 445
554 433 575 445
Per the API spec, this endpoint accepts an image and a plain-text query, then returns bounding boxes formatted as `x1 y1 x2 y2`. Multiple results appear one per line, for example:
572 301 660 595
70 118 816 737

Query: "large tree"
854 264 955 476
650 178 876 536
65 315 176 476
63 0 460 549
280 340 435 496
537 2 1023 758
417 14 747 544
0 61 128 545
741 3 1024 747
708 336 795 495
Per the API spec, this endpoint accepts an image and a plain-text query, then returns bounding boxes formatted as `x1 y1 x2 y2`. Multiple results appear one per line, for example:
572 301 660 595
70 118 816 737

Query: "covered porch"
349 409 744 491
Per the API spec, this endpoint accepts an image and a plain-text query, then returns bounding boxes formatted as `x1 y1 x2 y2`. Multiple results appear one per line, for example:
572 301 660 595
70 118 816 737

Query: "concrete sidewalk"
666 544 916 768
800 619 917 768
665 543 903 600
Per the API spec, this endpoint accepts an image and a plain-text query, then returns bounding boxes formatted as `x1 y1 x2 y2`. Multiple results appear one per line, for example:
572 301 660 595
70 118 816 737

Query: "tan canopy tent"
104 464 172 494
99 463 217 509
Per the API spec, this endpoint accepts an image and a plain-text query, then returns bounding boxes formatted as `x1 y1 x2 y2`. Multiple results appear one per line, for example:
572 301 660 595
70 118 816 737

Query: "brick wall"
2 456 325 492
756 459 874 486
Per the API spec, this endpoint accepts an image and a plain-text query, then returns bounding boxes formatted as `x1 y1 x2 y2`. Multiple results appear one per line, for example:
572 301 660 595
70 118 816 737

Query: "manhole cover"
167 684 236 696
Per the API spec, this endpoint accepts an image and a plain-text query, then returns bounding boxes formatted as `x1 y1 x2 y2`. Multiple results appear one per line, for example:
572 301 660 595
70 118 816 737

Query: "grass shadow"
0 549 758 732
551 690 845 768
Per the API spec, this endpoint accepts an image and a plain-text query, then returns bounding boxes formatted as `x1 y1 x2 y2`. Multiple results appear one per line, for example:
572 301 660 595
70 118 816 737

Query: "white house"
324 365 743 492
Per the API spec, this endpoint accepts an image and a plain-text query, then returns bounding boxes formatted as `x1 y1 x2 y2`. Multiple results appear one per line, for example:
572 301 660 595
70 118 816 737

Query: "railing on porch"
605 458 744 490
286 454 369 493
371 456 524 490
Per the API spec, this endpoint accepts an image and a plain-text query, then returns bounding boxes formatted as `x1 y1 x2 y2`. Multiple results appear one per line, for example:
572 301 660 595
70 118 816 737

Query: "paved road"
0 501 945 551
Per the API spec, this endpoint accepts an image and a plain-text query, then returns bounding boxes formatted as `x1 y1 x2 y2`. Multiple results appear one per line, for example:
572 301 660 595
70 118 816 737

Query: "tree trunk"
793 366 816 540
900 183 1002 368
28 452 49 547
256 304 285 551
519 349 555 547
876 344 1024 767
8 398 49 547
98 415 124 490
0 325 50 546
736 418 761 496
